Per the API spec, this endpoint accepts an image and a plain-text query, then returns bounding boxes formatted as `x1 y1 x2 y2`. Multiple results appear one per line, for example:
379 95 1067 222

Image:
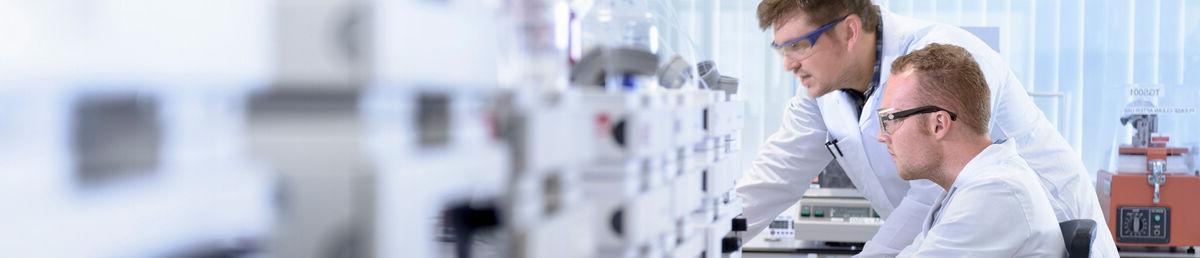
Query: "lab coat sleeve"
736 95 832 240
855 180 940 258
905 181 1040 257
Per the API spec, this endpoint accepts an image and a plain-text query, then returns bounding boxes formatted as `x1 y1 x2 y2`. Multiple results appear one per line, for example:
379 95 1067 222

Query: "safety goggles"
770 15 848 59
877 105 958 135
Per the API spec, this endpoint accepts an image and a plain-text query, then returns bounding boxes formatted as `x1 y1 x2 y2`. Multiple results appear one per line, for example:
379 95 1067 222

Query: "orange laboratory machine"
1096 114 1200 250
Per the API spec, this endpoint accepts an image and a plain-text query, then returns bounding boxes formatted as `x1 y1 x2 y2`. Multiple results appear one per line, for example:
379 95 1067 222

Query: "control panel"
792 188 882 243
799 205 877 220
765 215 795 241
1117 206 1170 243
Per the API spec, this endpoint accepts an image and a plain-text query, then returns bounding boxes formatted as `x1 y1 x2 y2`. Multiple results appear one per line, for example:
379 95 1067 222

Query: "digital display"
770 220 790 229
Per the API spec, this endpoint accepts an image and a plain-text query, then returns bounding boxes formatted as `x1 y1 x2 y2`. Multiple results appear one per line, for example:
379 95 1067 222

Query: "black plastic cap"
721 237 741 253
731 217 748 232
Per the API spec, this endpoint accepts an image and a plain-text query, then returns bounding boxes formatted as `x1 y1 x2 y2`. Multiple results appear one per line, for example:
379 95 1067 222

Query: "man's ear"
842 14 862 51
930 112 951 139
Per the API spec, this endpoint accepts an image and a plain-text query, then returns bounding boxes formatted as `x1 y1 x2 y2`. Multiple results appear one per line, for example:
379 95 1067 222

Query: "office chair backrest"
1059 219 1097 258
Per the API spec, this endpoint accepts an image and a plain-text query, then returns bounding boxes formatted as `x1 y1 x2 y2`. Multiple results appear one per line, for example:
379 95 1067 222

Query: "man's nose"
783 56 800 71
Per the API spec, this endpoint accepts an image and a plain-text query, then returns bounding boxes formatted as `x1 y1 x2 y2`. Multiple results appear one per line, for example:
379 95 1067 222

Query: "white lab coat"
896 140 1066 257
737 10 1119 257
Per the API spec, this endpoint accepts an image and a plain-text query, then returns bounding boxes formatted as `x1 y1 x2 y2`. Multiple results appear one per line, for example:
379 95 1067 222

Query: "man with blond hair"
879 43 1064 257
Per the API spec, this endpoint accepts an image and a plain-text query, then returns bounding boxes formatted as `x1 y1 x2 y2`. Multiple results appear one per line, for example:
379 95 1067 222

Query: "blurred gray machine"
256 0 379 257
139 0 756 257
259 0 519 258
374 1 595 258
0 0 751 257
0 88 273 258
248 89 377 258
71 93 162 186
568 44 747 258
374 0 753 257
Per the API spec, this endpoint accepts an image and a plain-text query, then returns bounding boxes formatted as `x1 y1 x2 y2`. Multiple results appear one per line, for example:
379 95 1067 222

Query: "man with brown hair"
879 43 1064 257
736 0 1118 256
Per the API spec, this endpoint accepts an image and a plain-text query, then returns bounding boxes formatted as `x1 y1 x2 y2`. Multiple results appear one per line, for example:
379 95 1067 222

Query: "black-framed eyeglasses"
877 105 958 135
770 15 849 59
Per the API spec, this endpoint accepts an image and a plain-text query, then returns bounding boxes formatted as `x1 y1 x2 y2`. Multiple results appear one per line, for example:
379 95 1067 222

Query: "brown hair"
890 43 991 135
757 0 881 32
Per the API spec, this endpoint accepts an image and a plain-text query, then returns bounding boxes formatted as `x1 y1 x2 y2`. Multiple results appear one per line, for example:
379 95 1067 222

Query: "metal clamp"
1147 160 1167 204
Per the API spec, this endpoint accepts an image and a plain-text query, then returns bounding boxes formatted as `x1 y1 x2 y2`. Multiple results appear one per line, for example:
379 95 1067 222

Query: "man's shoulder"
955 154 1045 203
786 93 823 112
904 25 986 54
954 157 1054 219
884 11 1001 60
967 159 1039 185
958 143 1036 184
883 11 972 46
948 169 1050 226
955 172 1027 197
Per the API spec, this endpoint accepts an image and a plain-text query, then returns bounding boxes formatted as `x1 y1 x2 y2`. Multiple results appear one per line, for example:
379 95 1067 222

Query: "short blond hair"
890 43 991 135
756 0 881 32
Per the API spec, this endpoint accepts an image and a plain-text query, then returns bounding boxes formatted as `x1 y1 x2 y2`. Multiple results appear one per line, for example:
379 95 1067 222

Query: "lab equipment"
657 56 693 89
1096 113 1200 249
765 215 796 241
570 47 660 92
248 88 378 258
793 188 882 243
371 1 590 258
71 92 162 186
696 61 739 97
741 166 882 254
569 36 745 257
494 89 597 258
578 0 659 54
2 88 272 258
0 0 749 257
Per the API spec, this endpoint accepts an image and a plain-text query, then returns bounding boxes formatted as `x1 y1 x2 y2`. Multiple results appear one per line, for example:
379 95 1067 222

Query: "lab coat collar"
926 139 1018 230
948 138 1018 190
